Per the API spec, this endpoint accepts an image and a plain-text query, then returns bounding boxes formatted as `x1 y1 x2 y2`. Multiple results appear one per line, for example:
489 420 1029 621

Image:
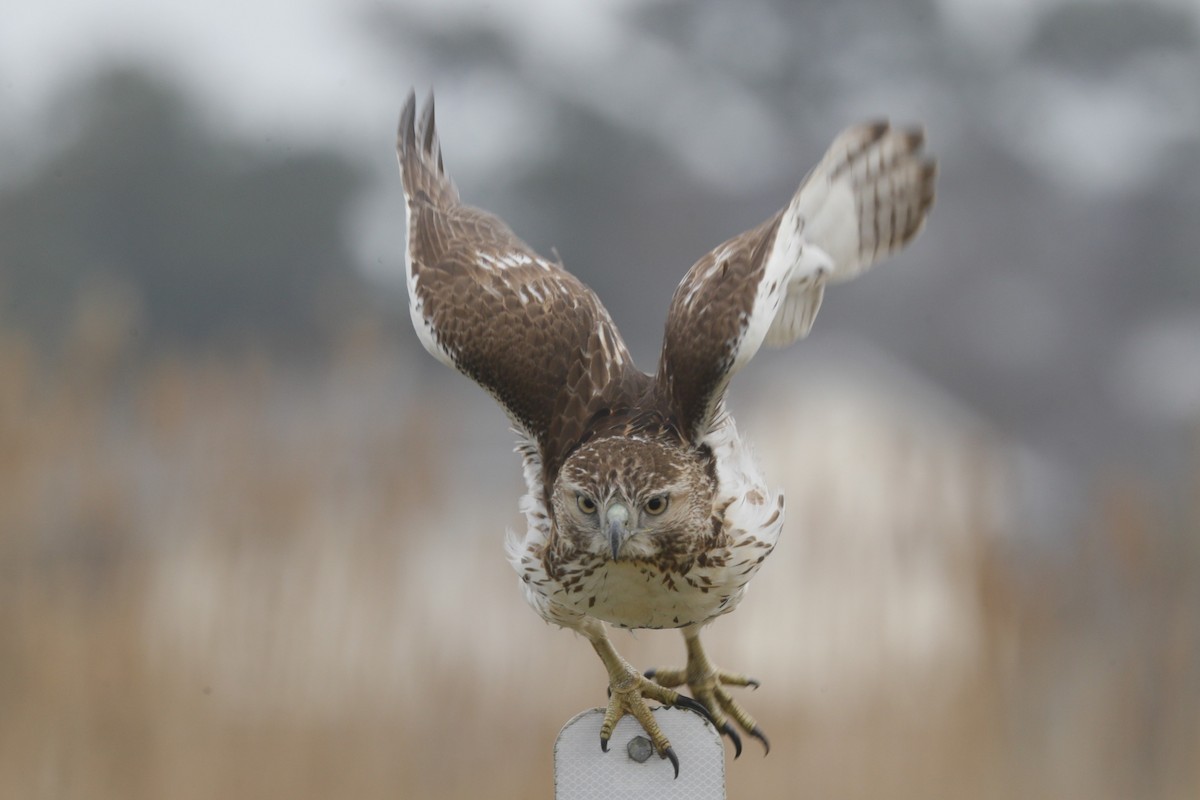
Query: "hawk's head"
551 435 715 562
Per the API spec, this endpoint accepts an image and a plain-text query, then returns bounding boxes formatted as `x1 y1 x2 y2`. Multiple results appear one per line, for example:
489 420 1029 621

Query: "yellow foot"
600 666 714 779
645 635 769 758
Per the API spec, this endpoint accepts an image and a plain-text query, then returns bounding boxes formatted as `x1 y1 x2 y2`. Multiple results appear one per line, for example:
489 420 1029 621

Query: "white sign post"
554 708 726 799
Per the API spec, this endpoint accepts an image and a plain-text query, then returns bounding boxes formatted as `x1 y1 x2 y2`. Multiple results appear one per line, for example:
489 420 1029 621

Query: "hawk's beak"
605 502 631 560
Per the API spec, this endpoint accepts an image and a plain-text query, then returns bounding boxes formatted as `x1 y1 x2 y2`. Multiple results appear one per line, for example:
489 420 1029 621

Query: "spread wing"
657 121 937 443
398 91 635 463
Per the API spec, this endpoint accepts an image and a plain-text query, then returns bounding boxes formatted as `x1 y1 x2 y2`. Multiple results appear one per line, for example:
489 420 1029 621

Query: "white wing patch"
401 169 457 370
765 278 825 347
762 121 935 349
477 250 539 270
596 321 627 368
731 237 791 375
759 198 838 348
790 175 858 282
517 281 545 305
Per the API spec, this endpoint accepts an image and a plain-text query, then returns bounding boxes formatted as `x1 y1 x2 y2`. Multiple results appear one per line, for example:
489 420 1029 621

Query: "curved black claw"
663 746 680 779
746 677 761 690
643 667 658 680
670 693 715 725
749 725 770 755
600 736 609 753
720 722 743 759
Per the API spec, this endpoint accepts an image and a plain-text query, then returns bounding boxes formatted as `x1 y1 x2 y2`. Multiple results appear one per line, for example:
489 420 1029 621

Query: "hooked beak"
605 502 631 560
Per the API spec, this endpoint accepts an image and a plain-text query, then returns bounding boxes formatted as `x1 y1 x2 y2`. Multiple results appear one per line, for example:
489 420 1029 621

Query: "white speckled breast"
566 555 746 629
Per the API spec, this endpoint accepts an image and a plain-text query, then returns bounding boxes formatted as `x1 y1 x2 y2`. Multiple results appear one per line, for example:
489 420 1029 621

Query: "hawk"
397 91 935 776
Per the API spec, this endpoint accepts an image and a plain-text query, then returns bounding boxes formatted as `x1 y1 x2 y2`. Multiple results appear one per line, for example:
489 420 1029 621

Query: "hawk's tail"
397 90 460 208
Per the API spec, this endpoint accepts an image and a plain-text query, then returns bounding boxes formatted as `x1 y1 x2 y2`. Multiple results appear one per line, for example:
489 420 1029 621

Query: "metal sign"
554 708 726 799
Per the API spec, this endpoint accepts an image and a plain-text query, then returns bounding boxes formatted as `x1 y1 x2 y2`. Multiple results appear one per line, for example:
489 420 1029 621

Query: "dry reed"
1 300 1196 799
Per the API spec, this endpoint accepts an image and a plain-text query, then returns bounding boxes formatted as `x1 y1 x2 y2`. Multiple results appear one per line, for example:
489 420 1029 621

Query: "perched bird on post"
397 91 935 777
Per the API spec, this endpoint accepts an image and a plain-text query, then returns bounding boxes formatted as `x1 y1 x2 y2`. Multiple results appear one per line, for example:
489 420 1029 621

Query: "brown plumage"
397 90 936 776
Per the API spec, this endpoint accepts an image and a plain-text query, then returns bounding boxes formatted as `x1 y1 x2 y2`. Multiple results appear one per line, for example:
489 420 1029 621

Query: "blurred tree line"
0 0 1197 479
0 66 369 357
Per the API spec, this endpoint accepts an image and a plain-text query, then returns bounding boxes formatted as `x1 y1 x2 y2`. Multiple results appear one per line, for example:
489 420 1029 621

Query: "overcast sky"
4 0 1200 476
5 0 1199 191
2 0 652 155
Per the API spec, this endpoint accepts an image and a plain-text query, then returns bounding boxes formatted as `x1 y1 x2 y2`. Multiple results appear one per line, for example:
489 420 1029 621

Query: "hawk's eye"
643 495 669 516
576 494 598 514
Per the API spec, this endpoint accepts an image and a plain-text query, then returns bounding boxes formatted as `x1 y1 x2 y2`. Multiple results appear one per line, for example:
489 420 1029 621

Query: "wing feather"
397 91 636 467
658 121 936 442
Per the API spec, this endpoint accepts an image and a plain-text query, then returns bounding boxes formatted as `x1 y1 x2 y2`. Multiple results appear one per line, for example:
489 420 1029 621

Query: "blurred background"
2 0 1198 797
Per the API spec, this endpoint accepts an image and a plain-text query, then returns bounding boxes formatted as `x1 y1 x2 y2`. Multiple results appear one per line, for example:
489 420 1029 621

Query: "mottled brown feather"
397 92 647 488
656 214 783 443
657 119 936 444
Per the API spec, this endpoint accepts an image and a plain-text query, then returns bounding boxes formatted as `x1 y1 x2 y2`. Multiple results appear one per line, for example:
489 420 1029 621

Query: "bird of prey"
397 91 935 777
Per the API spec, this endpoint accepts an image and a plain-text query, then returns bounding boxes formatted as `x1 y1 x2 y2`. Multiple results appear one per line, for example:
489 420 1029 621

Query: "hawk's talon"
717 671 761 689
750 725 770 755
663 746 680 780
721 722 743 759
669 692 715 725
600 736 609 753
646 631 769 757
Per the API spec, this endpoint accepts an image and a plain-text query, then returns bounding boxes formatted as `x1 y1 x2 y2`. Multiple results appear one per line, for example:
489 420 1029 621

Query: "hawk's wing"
657 121 936 443
398 92 635 461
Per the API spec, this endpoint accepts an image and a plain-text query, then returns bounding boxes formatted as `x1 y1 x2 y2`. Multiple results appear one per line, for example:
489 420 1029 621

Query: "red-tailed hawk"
397 91 935 777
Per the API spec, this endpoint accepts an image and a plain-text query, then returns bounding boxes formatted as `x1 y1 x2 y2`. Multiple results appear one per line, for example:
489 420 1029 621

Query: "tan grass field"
2 310 1197 799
